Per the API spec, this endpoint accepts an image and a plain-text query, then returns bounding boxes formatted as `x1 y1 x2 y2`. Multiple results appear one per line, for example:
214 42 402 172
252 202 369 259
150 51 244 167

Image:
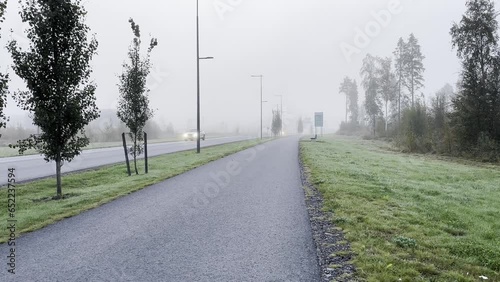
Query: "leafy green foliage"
376 57 397 133
339 1 500 161
271 108 282 136
7 0 99 197
450 0 500 149
0 0 8 129
391 34 425 123
393 37 407 125
360 54 381 136
117 18 158 175
0 0 5 20
393 236 417 249
339 76 359 125
398 102 431 152
404 33 425 107
429 84 454 153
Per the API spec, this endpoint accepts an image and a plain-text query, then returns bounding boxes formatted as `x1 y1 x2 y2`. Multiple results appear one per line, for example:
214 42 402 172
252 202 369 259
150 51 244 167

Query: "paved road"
1 136 320 281
0 136 253 186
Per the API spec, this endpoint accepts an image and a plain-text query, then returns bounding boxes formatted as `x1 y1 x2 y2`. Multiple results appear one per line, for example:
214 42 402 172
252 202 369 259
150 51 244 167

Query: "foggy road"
0 136 320 281
0 136 253 186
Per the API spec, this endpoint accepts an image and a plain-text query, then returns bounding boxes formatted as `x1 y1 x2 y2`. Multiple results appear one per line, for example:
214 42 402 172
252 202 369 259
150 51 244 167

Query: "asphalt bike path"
1 136 320 281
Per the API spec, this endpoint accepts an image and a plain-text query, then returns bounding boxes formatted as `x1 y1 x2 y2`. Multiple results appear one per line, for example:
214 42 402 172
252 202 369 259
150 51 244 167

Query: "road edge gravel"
298 142 358 282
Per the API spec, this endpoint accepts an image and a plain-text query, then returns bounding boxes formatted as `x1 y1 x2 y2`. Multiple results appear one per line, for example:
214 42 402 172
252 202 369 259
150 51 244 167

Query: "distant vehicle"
183 129 205 141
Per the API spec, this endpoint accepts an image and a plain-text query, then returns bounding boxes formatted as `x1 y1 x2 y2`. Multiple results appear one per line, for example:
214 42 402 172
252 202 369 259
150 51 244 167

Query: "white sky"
0 0 490 133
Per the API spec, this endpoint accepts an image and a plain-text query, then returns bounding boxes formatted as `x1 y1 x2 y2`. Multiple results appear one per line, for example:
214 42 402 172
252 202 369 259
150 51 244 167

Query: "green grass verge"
0 139 263 243
300 135 500 282
0 135 237 158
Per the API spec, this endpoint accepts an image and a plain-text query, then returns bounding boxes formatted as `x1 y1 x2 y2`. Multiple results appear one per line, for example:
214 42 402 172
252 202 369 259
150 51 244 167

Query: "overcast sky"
0 0 492 134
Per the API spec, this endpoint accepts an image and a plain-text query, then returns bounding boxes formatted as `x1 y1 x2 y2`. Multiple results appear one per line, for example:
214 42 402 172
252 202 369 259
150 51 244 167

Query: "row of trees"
85 118 175 143
271 108 282 137
450 0 500 152
338 32 425 137
0 0 8 129
357 33 425 135
338 0 500 161
1 0 157 197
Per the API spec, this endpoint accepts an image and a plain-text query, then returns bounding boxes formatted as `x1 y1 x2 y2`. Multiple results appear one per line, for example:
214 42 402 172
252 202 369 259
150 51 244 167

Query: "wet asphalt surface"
1 136 321 281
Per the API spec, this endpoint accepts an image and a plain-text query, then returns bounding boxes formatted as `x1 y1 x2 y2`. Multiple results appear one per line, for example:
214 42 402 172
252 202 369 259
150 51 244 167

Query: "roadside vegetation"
0 0 7 130
0 139 263 243
338 0 500 163
8 0 100 198
301 135 500 281
116 18 158 175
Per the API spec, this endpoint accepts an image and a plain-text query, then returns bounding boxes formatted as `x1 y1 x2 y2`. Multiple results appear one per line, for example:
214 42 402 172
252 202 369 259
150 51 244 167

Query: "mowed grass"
0 139 262 243
300 135 500 282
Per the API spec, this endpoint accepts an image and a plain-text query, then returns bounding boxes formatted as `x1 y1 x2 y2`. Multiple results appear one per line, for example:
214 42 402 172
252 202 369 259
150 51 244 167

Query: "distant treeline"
338 0 500 162
0 117 176 145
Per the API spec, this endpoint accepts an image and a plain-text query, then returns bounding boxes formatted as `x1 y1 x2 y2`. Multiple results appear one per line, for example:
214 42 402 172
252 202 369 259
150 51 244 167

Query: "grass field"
300 135 500 282
0 139 262 243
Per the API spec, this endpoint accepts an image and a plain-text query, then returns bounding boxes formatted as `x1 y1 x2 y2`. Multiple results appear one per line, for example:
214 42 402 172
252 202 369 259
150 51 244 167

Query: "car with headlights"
183 129 205 141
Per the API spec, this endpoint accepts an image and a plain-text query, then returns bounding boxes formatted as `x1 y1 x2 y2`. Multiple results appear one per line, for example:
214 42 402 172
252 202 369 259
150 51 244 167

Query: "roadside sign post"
314 112 324 137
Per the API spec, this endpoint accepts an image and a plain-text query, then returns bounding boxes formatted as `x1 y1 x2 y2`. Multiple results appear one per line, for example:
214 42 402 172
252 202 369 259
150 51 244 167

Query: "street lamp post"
196 0 213 153
251 75 264 139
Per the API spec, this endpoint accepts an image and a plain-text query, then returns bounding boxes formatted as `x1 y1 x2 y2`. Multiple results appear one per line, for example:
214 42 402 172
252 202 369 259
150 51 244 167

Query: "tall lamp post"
196 0 213 153
275 95 283 135
251 75 264 139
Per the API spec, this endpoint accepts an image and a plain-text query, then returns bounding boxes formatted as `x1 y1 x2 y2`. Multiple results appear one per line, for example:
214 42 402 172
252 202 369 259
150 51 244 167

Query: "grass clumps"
300 135 500 281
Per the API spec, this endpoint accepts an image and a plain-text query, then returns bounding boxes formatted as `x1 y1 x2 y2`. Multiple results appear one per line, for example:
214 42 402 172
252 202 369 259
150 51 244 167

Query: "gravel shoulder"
299 141 358 282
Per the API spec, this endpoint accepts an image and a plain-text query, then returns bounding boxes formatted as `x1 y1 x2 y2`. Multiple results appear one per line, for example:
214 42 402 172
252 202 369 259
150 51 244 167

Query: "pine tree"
404 34 425 108
489 53 500 142
339 77 359 125
339 77 352 123
349 80 359 124
360 54 381 136
377 57 397 132
393 37 407 126
450 0 500 147
430 84 453 142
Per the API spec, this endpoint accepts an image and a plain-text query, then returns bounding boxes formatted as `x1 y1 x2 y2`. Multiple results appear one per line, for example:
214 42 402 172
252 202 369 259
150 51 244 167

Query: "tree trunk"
56 154 62 199
345 94 348 123
411 72 414 108
385 101 388 132
373 115 376 137
398 81 401 128
133 134 138 175
134 154 138 175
